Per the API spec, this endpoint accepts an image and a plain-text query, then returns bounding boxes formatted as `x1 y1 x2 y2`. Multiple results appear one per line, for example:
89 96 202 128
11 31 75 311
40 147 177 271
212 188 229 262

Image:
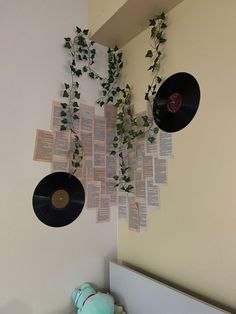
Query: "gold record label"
51 189 69 209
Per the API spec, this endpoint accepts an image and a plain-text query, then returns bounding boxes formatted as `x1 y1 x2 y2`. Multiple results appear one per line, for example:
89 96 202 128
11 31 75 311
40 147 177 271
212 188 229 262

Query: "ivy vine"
60 13 166 191
145 12 166 103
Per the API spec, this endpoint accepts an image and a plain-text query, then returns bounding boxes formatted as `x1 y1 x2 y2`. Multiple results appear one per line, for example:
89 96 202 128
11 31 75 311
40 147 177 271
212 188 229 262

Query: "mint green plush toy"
72 283 114 314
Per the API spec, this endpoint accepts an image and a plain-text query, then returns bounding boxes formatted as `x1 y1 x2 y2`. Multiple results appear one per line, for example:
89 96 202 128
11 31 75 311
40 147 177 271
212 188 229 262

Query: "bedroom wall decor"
33 15 171 230
60 19 167 192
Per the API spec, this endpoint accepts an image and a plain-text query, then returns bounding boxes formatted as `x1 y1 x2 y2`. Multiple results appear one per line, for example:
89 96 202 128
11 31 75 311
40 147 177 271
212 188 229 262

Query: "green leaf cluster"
60 20 166 189
145 12 167 103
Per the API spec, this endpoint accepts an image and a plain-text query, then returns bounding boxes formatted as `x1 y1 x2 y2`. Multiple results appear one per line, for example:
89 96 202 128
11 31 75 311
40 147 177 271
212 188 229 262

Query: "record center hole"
167 92 183 113
51 189 69 209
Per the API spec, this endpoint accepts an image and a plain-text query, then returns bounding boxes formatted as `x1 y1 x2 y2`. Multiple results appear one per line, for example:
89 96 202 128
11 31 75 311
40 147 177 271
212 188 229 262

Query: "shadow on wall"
48 306 74 314
0 300 32 314
0 300 75 314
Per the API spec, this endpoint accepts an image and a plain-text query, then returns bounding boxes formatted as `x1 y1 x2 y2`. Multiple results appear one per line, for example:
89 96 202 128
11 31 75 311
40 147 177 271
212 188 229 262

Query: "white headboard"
109 262 231 314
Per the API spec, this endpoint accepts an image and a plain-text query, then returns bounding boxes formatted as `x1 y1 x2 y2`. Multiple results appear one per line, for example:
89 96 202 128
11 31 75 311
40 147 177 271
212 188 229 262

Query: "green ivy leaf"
145 92 150 100
61 103 67 109
73 114 79 120
149 19 156 26
160 37 167 43
126 185 134 192
148 136 156 143
76 27 82 33
60 125 67 131
76 69 82 77
89 72 95 79
64 42 71 49
145 50 153 58
83 29 89 35
153 127 159 134
160 12 166 20
83 66 88 72
60 111 67 117
64 37 71 42
75 91 80 99
151 27 156 38
61 118 67 124
64 83 70 89
113 176 119 180
63 90 69 97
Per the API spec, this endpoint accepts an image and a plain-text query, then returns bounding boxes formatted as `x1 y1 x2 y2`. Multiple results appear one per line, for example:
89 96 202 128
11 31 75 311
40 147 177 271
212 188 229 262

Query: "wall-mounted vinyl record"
153 72 200 133
32 172 85 227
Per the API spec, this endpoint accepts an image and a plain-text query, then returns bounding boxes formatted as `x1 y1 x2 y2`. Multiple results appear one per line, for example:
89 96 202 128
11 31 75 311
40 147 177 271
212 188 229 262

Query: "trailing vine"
145 12 166 103
60 13 166 191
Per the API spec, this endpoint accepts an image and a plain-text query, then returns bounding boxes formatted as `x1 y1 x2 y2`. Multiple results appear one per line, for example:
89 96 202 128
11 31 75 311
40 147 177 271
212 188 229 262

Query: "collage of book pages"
33 101 173 231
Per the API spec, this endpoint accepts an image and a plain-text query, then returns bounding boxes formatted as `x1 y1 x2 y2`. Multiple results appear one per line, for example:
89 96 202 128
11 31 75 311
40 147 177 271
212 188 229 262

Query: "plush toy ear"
72 290 79 304
79 282 91 290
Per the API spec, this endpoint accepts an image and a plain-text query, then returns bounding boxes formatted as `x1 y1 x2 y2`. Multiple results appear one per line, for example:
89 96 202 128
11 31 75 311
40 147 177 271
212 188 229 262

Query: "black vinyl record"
153 72 200 133
32 172 85 227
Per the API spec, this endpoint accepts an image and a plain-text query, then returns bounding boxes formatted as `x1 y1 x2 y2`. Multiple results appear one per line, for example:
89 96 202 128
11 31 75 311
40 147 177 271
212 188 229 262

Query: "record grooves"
153 72 201 133
32 172 85 227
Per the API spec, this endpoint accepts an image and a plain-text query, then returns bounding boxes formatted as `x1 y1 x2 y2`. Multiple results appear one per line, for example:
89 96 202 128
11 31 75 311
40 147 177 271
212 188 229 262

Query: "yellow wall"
89 0 127 36
118 0 236 309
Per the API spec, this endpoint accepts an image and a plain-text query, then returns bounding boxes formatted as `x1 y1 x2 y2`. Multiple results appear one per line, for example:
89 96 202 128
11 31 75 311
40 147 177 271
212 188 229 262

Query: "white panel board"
109 262 231 314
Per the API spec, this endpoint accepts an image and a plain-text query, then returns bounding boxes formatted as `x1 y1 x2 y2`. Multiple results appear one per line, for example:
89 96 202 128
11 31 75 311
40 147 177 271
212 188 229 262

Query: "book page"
146 180 160 209
80 103 95 133
52 130 71 160
81 132 93 158
158 130 173 159
94 141 106 167
106 178 118 206
97 194 111 223
84 158 93 182
146 133 158 155
118 193 128 220
135 179 146 200
143 155 154 179
154 158 167 184
33 129 53 162
137 201 148 230
51 159 69 172
106 127 116 153
106 154 117 179
128 147 136 184
87 181 101 209
94 167 106 194
104 103 117 128
50 100 61 131
136 139 145 169
94 116 106 142
128 195 140 232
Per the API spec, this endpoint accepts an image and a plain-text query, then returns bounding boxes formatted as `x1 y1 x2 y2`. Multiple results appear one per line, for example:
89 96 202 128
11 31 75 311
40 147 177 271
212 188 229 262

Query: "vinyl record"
32 172 85 227
153 72 200 133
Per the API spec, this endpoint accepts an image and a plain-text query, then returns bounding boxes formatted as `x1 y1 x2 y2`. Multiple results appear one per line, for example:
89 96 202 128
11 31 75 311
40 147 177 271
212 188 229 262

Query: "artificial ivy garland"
60 13 166 192
145 12 167 102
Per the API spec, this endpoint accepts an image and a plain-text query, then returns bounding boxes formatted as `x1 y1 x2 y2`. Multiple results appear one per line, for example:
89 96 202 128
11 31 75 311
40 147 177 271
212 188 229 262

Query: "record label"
153 72 201 133
32 172 85 227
